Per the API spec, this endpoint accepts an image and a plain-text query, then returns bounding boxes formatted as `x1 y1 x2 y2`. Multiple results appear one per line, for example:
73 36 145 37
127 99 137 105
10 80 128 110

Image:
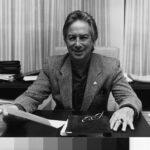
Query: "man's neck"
71 53 91 73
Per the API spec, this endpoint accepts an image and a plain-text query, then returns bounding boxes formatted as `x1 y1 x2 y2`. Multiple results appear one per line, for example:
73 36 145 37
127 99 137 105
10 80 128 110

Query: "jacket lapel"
81 53 104 111
58 56 72 109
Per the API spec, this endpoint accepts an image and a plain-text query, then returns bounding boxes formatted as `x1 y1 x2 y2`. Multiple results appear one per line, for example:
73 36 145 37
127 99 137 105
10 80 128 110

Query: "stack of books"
0 61 21 82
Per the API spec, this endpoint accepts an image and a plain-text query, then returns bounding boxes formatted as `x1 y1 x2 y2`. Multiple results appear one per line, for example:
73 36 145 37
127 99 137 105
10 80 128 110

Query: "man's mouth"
73 50 84 55
73 49 84 53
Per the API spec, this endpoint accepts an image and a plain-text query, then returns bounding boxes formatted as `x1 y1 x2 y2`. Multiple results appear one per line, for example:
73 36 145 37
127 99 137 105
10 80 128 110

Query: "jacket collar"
58 55 72 109
81 53 104 111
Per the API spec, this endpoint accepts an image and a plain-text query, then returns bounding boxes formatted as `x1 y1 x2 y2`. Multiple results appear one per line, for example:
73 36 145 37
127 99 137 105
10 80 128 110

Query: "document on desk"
23 75 38 81
6 107 66 129
0 74 15 81
128 74 150 83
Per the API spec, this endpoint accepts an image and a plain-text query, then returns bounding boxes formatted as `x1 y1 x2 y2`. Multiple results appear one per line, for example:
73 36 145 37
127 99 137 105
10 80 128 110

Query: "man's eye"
68 36 76 41
80 36 89 40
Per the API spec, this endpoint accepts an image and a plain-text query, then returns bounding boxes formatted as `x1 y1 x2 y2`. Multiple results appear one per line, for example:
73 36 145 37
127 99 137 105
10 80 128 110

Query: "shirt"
71 60 91 110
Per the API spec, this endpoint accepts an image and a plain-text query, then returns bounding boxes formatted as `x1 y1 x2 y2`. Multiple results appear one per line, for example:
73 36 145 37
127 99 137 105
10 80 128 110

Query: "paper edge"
60 119 69 136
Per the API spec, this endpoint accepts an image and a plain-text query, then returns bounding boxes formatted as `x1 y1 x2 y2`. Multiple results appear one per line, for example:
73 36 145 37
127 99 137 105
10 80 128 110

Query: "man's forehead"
68 20 91 34
70 20 89 27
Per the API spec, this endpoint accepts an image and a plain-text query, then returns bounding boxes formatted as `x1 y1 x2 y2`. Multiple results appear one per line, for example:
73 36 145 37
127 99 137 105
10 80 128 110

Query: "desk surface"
0 80 32 89
0 80 32 99
130 82 150 90
0 110 150 137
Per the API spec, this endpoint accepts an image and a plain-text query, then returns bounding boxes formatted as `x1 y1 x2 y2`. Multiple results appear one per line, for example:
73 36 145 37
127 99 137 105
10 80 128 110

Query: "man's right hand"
0 104 19 116
0 104 24 125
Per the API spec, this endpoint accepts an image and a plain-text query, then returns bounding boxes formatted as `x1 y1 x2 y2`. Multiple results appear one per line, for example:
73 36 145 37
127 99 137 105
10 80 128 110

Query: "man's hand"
0 104 19 116
109 107 135 132
0 104 20 124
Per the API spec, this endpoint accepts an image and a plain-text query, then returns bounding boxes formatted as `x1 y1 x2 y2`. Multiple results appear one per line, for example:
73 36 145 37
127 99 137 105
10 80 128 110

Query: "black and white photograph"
0 0 150 150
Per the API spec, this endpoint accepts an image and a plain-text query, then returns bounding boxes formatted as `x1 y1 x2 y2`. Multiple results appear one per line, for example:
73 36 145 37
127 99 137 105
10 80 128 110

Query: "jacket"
14 53 142 114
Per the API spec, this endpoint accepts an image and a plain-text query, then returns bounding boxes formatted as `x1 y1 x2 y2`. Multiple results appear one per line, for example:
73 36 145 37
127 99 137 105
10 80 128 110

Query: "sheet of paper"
49 119 66 129
60 119 69 136
6 107 66 128
128 74 150 83
23 75 38 81
0 74 15 81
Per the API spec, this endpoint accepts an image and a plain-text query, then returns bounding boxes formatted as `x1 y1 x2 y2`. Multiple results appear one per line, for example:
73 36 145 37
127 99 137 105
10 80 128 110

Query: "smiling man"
64 19 95 111
0 10 142 132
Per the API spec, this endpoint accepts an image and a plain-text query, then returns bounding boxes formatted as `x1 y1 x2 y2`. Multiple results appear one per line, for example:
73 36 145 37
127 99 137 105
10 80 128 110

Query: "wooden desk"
0 110 150 137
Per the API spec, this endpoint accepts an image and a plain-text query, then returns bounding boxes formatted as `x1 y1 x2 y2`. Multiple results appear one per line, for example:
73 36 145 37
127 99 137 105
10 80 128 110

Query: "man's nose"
74 38 81 48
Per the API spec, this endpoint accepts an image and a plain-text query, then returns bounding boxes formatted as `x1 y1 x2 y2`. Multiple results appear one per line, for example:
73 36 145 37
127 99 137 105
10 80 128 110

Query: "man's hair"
63 10 98 43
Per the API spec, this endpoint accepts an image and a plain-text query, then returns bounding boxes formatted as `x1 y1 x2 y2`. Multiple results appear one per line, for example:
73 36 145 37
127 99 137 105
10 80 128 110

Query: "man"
0 10 142 132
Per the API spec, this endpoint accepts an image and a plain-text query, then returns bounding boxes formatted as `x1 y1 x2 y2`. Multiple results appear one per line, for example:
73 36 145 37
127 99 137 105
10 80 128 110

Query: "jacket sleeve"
111 61 142 116
14 64 52 113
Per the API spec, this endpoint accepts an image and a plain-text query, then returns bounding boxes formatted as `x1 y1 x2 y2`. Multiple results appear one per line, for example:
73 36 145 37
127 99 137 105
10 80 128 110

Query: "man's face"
65 20 94 60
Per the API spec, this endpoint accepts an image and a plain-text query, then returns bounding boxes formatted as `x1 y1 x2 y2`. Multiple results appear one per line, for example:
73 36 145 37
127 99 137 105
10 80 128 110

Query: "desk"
0 80 150 110
1 110 150 137
0 80 32 99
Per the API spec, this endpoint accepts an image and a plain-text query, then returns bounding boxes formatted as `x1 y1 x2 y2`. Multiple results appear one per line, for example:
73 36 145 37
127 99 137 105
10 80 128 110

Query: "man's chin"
71 54 85 60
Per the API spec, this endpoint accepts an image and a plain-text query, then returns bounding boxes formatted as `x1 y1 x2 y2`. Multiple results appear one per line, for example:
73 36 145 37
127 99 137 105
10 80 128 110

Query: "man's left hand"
110 107 135 132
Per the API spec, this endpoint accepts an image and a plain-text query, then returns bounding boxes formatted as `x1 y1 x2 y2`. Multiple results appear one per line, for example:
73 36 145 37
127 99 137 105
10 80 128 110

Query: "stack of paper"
23 75 38 81
128 74 150 83
0 74 15 81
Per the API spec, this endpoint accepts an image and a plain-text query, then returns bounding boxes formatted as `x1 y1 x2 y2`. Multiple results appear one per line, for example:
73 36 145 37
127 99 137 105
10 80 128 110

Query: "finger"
110 121 114 130
109 113 117 129
3 107 8 116
128 121 135 130
113 120 122 131
122 120 127 132
110 117 116 129
0 108 2 114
